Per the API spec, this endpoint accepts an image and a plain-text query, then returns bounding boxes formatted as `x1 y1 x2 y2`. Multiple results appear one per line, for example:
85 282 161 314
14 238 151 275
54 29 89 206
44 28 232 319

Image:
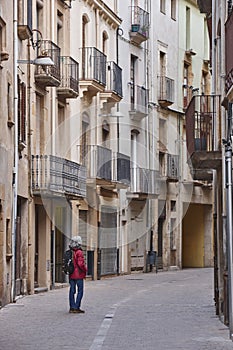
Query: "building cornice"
83 0 122 28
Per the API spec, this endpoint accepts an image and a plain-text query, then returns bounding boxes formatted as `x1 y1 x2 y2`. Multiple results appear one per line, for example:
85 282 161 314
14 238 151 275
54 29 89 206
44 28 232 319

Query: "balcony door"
99 206 117 275
131 130 139 191
81 114 90 167
82 15 88 79
130 55 137 110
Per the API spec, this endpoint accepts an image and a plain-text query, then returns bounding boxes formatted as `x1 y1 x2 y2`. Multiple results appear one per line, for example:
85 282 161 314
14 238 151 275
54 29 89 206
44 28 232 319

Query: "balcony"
185 95 222 181
225 8 233 99
77 145 112 188
31 155 86 198
100 61 123 108
77 146 131 189
34 40 61 87
57 56 79 100
79 47 106 99
197 0 212 14
160 153 179 182
129 6 149 45
129 85 148 121
158 76 174 107
127 168 160 199
113 152 131 189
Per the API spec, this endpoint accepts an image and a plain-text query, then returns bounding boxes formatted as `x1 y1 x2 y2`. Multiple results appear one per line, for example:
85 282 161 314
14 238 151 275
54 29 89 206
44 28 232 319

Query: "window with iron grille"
18 78 26 144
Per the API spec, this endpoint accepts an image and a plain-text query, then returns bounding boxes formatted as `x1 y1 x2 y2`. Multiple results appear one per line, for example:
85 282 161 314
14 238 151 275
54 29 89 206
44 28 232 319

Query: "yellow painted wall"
182 204 204 267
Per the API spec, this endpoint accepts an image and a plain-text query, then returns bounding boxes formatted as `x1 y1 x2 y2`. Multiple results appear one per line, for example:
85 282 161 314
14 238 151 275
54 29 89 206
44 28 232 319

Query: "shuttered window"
18 77 26 144
99 206 117 275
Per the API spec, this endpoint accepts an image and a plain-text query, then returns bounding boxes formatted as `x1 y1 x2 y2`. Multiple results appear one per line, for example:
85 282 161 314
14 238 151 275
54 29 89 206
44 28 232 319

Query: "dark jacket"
69 247 87 280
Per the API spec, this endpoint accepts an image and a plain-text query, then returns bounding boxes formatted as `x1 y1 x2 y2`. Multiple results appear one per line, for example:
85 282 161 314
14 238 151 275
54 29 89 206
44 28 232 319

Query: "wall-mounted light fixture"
18 29 55 66
18 55 54 66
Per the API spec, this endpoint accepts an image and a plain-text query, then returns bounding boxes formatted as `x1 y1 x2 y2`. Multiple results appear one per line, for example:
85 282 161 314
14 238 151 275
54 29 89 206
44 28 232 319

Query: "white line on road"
89 296 132 350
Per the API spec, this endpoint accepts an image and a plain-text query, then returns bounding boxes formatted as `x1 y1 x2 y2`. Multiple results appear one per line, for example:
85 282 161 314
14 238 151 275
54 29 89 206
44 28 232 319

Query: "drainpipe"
11 0 18 303
51 0 56 289
224 118 233 340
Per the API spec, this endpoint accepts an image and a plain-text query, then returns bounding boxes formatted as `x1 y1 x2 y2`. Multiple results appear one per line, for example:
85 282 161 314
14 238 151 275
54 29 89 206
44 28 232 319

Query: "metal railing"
167 154 179 180
31 155 86 197
35 40 61 82
130 167 160 194
226 9 233 93
59 56 79 93
77 145 112 181
80 47 106 86
130 6 149 39
158 76 174 104
185 95 221 156
130 84 148 115
106 61 122 97
113 152 131 185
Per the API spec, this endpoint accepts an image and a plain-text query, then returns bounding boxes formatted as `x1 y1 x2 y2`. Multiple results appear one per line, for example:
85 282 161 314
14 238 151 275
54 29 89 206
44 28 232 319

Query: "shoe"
69 308 77 313
75 308 85 313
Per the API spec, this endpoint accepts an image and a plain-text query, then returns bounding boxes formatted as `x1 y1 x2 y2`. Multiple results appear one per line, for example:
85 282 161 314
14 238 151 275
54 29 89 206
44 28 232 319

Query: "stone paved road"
0 268 232 350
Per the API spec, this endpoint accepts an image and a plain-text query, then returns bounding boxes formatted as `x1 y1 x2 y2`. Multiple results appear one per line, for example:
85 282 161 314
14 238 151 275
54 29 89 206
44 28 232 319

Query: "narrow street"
0 268 232 350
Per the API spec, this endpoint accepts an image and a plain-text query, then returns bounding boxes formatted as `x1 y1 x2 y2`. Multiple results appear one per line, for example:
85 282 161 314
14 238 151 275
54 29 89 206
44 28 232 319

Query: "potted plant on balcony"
131 24 140 32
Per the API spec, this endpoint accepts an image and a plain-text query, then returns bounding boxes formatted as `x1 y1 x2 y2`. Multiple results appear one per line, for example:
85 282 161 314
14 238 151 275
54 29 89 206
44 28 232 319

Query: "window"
81 115 90 167
7 83 14 127
82 15 88 79
57 10 63 50
102 120 110 146
0 17 7 60
159 51 166 76
183 63 191 108
130 55 137 110
18 78 26 146
186 7 190 50
159 118 167 148
171 200 176 212
6 218 11 257
201 71 208 94
102 31 108 55
170 218 176 250
171 0 176 20
160 0 166 14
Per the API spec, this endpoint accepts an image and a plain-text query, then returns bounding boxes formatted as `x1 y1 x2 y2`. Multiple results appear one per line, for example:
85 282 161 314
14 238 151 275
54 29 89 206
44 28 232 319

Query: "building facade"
0 0 214 308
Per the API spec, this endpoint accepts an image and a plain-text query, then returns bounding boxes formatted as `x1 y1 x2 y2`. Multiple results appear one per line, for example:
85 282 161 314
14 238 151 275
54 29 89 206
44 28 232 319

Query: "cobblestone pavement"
0 268 233 350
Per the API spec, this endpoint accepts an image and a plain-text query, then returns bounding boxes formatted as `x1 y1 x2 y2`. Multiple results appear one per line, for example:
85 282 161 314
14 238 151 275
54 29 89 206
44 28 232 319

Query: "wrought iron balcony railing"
77 146 131 186
113 152 130 185
80 47 106 86
226 9 233 95
158 76 174 107
77 145 112 182
34 40 61 87
106 61 123 98
130 6 149 43
185 95 221 155
130 167 160 195
57 56 79 98
31 155 86 198
167 154 179 181
130 84 148 119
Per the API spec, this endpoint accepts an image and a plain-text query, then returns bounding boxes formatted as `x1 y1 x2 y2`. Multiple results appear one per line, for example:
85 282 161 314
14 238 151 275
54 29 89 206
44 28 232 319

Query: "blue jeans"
69 279 84 310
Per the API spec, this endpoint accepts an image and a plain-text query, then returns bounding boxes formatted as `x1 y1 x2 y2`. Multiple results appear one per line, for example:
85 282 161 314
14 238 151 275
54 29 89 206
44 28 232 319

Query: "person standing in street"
69 235 87 313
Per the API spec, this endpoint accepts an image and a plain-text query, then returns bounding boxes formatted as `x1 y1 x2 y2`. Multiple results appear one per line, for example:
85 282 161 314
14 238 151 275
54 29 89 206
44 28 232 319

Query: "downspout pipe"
51 0 56 289
225 136 233 340
12 0 18 302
